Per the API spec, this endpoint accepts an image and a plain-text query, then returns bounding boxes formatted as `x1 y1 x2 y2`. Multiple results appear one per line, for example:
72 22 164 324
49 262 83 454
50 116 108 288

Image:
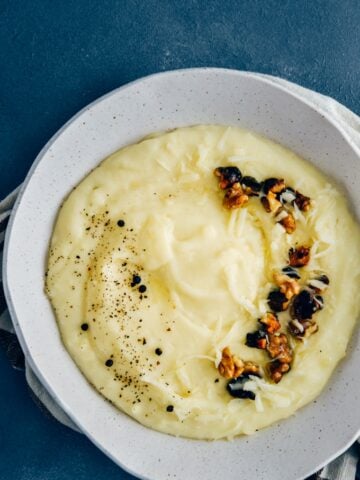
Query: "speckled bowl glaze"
3 69 360 480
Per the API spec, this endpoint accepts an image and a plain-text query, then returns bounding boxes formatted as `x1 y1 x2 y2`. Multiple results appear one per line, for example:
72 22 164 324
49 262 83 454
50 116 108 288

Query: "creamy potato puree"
46 125 360 439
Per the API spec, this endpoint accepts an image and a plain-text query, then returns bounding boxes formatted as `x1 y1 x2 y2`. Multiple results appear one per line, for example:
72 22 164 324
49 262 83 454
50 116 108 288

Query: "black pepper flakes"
166 405 174 412
155 348 162 356
81 323 89 331
117 219 125 227
105 359 114 367
139 285 147 293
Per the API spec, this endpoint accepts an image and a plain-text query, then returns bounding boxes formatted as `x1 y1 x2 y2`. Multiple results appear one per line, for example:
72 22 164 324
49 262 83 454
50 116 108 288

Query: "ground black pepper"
81 323 89 331
105 359 114 367
155 348 162 356
166 405 174 412
117 219 125 227
139 285 147 293
132 274 141 285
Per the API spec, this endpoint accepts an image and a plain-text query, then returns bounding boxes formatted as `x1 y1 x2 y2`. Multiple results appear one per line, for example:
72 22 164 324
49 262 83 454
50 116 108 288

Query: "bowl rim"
3 67 360 480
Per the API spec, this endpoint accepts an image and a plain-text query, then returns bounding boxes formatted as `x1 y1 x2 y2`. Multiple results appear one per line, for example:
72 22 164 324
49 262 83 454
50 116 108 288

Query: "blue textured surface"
1 1 360 478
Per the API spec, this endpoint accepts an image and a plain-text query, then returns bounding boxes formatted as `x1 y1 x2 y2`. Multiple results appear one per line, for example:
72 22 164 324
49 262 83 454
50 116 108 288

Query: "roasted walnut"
278 186 311 212
241 176 262 196
267 289 290 312
290 290 323 321
274 272 300 300
246 313 280 349
302 320 319 338
288 319 319 338
218 347 243 379
218 347 259 380
246 329 267 349
278 210 296 234
260 178 286 213
288 246 311 267
294 191 311 212
262 178 286 195
266 333 293 364
223 183 249 209
214 166 242 189
246 323 293 383
266 333 293 383
288 274 327 339
249 333 294 384
268 360 291 384
281 266 300 279
260 192 282 213
308 274 330 293
242 361 261 376
259 312 281 334
288 318 304 337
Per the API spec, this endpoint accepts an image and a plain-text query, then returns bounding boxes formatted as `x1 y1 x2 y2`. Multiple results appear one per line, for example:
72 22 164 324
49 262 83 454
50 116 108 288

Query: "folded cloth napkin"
0 189 80 432
1 74 359 479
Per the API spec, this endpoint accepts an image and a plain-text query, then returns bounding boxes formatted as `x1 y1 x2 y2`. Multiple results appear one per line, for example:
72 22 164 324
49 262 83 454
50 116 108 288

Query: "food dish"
46 124 360 440
4 69 360 479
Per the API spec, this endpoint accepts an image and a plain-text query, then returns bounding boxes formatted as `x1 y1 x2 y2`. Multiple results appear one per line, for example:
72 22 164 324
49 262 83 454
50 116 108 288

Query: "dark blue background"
1 1 360 479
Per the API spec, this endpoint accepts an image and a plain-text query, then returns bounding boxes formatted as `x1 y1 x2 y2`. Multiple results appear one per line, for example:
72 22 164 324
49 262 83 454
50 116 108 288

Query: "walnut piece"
218 347 260 379
301 321 319 337
267 289 290 312
308 274 330 293
242 361 261 376
260 191 282 213
241 176 262 196
268 360 291 384
246 318 293 383
266 333 293 364
246 313 280 349
214 166 242 190
223 183 249 209
288 319 319 339
266 333 293 383
288 246 311 267
279 211 296 234
274 272 300 300
259 180 311 234
218 347 243 379
294 191 311 211
246 329 267 349
259 312 281 334
290 289 323 321
260 178 286 213
263 178 286 194
288 273 328 340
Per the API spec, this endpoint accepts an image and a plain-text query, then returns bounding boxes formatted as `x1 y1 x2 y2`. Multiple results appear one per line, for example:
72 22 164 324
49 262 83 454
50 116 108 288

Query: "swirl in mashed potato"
46 125 360 439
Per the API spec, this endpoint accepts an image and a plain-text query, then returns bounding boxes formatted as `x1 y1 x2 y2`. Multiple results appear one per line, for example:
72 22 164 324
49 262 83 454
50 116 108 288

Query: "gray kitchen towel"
0 187 79 432
0 74 359 478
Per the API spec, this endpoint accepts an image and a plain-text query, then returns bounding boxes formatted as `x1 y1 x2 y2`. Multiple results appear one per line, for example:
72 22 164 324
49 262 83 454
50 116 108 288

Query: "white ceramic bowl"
4 69 360 480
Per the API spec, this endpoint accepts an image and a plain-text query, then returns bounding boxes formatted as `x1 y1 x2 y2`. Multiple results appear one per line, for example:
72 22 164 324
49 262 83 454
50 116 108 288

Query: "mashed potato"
46 125 360 439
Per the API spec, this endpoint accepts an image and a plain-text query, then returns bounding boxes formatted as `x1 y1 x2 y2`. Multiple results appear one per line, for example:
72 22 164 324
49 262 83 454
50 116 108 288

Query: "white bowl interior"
4 69 360 480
